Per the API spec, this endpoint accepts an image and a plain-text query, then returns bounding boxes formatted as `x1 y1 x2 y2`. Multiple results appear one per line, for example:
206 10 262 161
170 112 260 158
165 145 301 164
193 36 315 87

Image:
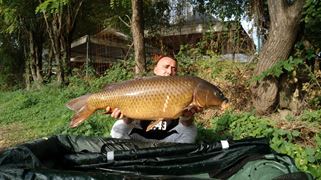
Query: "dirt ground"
0 122 30 151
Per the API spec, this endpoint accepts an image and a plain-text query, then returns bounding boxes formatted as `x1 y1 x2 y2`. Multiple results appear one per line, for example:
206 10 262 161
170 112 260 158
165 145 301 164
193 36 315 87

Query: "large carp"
66 76 228 130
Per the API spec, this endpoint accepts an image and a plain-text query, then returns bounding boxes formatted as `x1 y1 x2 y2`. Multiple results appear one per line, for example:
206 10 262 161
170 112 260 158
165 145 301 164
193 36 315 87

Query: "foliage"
0 3 18 33
252 56 304 82
35 0 69 13
109 0 131 10
252 41 321 109
300 109 321 123
72 0 116 38
1 0 49 88
144 0 171 33
302 71 321 109
1 0 43 34
192 0 248 21
106 0 172 35
0 47 23 90
89 59 135 91
175 44 200 76
102 0 132 33
175 39 227 77
303 0 321 48
0 31 24 90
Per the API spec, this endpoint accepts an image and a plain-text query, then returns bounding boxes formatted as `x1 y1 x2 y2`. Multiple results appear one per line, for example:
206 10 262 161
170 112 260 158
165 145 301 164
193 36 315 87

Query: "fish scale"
66 76 228 129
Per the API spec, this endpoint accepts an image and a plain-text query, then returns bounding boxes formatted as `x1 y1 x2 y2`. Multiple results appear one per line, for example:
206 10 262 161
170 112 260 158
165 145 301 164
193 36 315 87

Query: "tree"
192 0 312 114
251 0 306 114
0 0 46 89
36 0 84 85
131 0 146 75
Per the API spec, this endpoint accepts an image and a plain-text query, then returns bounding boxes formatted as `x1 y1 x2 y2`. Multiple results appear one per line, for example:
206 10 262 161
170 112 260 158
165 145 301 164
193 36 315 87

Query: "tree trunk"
28 31 44 88
43 11 63 85
131 0 146 75
62 0 83 79
24 46 31 90
53 14 64 85
35 32 44 84
46 47 53 79
252 0 305 114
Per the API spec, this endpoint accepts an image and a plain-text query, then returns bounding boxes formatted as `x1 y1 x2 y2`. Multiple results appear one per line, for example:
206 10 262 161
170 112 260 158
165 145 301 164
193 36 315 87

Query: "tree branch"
39 0 57 56
71 0 84 30
287 0 305 20
268 0 284 25
118 15 131 28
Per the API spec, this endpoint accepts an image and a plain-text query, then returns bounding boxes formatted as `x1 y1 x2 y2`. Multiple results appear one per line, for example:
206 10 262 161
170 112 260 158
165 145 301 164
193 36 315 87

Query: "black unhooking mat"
0 135 313 180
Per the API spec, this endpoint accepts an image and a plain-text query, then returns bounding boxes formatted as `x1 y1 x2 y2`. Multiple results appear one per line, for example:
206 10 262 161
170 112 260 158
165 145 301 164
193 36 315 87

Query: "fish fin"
65 94 91 111
103 77 144 90
70 105 96 128
146 118 164 132
182 105 203 115
103 83 119 91
183 105 197 112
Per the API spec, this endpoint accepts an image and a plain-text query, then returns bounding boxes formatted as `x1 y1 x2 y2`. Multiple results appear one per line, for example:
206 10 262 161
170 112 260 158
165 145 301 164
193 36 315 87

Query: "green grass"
0 83 115 147
0 61 135 147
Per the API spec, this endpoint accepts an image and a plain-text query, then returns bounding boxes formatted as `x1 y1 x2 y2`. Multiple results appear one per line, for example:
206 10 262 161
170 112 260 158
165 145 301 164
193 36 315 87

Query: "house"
70 14 255 75
70 28 131 74
144 9 255 61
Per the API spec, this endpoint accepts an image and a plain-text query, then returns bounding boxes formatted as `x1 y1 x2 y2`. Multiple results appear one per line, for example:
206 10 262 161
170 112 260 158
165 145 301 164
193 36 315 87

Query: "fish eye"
215 91 224 99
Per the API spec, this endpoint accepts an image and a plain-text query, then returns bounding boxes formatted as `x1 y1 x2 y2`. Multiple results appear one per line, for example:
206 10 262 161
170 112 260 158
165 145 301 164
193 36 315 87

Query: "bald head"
153 56 177 76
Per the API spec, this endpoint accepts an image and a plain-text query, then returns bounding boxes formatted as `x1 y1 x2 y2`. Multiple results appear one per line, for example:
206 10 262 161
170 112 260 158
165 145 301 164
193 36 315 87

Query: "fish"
66 76 229 131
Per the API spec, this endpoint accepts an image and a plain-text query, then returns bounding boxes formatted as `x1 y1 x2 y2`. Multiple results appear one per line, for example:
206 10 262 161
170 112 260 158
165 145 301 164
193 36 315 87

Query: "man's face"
153 57 177 76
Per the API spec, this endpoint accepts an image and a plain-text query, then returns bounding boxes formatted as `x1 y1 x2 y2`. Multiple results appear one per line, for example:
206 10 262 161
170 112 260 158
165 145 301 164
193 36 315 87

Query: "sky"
241 17 261 52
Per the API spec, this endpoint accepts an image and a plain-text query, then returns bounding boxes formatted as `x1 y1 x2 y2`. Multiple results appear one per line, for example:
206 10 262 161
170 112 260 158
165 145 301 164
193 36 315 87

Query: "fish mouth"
220 99 229 111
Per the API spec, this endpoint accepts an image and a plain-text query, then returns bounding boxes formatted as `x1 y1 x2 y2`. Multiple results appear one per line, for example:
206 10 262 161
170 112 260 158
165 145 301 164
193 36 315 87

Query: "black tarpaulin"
0 135 312 180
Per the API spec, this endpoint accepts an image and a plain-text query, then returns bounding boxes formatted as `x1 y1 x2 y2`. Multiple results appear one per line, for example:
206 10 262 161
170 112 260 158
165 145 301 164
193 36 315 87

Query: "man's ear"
153 67 158 74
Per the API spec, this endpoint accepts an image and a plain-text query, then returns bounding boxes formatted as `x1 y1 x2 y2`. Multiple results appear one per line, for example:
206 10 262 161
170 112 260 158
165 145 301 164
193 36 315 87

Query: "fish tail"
66 94 96 128
66 94 91 111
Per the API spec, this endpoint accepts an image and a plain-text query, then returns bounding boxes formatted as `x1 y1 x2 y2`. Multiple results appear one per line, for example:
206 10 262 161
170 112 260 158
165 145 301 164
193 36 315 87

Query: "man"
107 56 198 143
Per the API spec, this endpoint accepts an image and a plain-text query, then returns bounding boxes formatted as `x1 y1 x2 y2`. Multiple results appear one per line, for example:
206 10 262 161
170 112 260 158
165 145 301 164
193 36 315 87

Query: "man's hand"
182 106 203 117
106 107 123 118
180 106 203 126
105 107 132 124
